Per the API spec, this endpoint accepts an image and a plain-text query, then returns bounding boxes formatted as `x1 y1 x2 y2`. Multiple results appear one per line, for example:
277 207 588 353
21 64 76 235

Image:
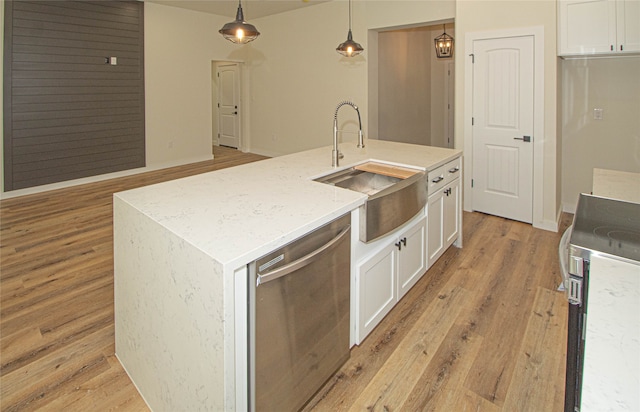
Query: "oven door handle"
257 225 350 286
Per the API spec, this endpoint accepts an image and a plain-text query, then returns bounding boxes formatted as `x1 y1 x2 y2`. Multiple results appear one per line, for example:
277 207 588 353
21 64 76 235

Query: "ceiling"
145 0 330 19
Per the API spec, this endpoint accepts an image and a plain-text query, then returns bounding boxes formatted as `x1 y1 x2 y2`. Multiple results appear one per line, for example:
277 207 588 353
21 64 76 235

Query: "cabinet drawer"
444 157 461 182
428 157 461 194
427 164 447 193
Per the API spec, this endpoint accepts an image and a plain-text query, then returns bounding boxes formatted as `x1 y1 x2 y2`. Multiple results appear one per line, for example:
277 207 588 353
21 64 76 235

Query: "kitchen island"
114 140 461 411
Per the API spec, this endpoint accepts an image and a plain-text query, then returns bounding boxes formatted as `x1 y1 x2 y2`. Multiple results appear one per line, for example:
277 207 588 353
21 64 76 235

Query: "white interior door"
471 36 534 223
217 63 241 148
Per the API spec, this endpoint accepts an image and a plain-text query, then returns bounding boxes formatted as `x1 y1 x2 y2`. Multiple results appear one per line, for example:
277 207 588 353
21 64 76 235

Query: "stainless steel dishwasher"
248 214 351 411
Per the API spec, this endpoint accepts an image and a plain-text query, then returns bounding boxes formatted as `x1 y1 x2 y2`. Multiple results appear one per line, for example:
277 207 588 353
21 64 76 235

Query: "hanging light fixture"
336 0 363 57
434 24 454 58
219 0 260 44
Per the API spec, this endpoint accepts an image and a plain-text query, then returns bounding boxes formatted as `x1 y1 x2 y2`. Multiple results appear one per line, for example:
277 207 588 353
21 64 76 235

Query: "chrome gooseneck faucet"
333 100 364 167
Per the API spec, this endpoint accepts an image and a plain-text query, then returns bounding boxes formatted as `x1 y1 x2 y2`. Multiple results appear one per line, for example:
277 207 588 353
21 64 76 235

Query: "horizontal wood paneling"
3 0 145 191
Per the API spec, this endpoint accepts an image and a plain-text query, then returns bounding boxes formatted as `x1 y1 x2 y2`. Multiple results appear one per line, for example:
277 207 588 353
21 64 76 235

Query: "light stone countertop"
581 254 640 412
580 172 640 411
592 168 640 204
114 139 461 271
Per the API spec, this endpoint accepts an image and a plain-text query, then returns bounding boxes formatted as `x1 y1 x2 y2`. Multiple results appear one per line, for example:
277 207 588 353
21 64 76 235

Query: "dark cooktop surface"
570 193 640 263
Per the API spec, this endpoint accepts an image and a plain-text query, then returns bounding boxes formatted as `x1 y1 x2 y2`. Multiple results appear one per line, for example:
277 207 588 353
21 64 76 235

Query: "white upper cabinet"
558 0 640 56
617 0 640 52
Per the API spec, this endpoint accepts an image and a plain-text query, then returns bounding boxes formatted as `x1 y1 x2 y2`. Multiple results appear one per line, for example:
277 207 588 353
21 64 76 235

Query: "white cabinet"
397 216 428 299
355 215 426 344
352 155 462 345
558 0 640 56
427 159 461 267
617 0 640 53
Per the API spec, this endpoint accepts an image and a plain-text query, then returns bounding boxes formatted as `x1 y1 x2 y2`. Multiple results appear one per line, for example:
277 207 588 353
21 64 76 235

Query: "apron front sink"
315 162 427 243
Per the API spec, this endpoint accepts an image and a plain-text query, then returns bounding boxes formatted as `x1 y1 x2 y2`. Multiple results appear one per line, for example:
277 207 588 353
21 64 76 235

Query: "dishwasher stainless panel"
248 214 351 411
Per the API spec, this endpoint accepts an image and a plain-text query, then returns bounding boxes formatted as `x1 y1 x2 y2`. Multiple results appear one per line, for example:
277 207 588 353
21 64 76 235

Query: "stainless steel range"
561 193 640 412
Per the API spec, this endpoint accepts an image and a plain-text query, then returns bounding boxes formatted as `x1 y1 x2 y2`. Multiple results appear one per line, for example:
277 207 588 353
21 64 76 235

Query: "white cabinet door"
617 0 640 52
428 178 460 267
558 0 640 55
443 179 460 246
427 187 445 266
397 217 427 300
355 214 428 344
357 242 397 343
559 0 617 55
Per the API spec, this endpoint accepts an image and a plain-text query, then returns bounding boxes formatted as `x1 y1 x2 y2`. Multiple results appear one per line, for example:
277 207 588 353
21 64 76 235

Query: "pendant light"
434 24 454 58
336 0 363 57
219 0 260 44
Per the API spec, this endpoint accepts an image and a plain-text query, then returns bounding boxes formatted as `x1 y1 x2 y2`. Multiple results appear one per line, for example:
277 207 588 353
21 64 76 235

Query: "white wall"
144 3 236 166
375 24 454 147
243 1 368 157
244 1 456 157
560 57 640 212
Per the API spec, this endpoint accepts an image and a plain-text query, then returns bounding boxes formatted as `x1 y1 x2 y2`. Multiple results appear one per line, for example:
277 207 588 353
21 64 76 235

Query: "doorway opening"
369 22 455 148
211 61 242 152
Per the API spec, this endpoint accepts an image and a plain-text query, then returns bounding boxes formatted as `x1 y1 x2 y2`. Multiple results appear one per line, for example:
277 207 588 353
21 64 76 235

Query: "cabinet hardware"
448 166 459 174
621 45 624 51
611 45 614 51
395 237 408 250
432 176 444 184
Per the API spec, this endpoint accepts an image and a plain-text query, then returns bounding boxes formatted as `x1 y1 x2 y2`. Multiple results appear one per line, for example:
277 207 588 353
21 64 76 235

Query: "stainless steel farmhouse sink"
315 162 427 242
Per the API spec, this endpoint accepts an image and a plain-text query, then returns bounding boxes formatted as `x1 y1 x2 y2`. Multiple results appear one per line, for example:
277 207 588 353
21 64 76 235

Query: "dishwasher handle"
257 225 350 286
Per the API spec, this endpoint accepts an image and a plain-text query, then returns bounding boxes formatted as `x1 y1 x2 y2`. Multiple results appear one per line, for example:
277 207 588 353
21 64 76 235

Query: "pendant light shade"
219 0 260 44
434 25 454 58
336 0 363 57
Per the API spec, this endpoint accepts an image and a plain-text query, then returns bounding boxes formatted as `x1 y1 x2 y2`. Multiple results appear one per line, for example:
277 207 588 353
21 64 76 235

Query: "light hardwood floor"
1 146 570 411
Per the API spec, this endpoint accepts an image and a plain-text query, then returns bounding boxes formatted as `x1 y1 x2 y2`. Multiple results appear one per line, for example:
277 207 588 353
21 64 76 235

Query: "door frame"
212 61 247 151
445 61 455 149
463 26 545 228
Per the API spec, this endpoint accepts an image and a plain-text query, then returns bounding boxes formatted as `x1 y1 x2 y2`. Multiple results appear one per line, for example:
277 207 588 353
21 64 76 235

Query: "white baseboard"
1 154 213 199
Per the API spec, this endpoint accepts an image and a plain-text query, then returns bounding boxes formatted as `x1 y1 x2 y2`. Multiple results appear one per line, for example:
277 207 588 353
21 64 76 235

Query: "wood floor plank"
448 389 503 412
44 352 148 412
1 147 569 411
347 285 469 411
0 325 114 411
399 322 484 411
462 242 538 405
501 287 568 412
